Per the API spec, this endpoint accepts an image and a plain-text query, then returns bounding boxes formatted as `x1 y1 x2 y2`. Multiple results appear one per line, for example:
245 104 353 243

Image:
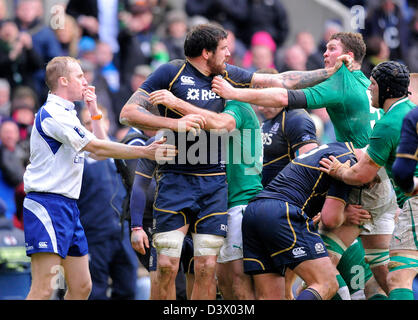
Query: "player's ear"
202 48 210 60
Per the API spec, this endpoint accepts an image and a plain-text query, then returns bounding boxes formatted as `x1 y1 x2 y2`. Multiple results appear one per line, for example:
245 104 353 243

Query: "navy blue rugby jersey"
261 108 317 186
254 142 357 218
140 59 253 174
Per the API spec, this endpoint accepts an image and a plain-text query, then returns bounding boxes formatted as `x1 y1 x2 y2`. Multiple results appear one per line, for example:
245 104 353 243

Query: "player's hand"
176 114 206 135
319 156 350 180
149 89 178 109
333 54 354 73
344 204 371 226
145 137 177 162
212 76 236 99
131 228 149 255
83 86 99 114
312 212 321 226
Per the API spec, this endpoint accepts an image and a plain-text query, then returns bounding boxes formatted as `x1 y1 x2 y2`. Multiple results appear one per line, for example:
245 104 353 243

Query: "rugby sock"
331 274 350 300
368 293 388 300
296 287 322 300
388 288 414 300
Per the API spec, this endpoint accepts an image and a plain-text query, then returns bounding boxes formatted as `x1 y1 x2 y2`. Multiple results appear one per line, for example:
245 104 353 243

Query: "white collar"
46 93 75 111
386 97 408 114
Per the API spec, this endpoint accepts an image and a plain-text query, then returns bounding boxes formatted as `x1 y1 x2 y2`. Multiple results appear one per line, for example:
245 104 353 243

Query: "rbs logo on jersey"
186 88 220 101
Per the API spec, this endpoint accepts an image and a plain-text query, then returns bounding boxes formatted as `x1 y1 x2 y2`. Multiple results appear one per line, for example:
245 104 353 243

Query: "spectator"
79 59 119 137
78 36 97 64
0 119 25 220
10 86 37 167
95 41 120 93
240 0 289 49
407 11 418 72
115 64 152 121
317 19 343 56
54 14 82 58
77 106 139 300
0 20 43 91
0 78 11 120
15 0 63 101
161 10 188 60
117 2 156 85
242 31 277 72
361 36 390 78
0 0 8 22
66 0 130 54
296 31 324 70
185 0 248 36
362 0 409 62
279 44 307 72
226 28 246 67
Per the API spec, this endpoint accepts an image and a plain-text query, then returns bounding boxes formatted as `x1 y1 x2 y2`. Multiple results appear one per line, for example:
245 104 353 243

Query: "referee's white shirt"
23 94 95 199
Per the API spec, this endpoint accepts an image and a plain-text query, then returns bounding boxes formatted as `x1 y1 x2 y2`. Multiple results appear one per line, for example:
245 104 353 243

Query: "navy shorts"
242 199 328 275
153 173 228 237
23 192 88 258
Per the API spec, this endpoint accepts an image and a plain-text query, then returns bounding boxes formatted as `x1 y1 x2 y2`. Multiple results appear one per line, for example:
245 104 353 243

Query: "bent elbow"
119 106 133 126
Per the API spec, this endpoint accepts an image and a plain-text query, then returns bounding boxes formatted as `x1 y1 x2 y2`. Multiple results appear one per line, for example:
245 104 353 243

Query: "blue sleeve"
129 138 157 228
224 64 253 87
327 179 351 204
392 108 418 193
284 110 318 151
129 173 150 228
392 158 416 193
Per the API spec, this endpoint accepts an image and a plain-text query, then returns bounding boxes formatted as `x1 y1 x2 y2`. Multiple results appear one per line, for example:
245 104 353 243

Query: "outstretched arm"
212 76 288 108
83 137 176 162
251 54 353 89
319 153 380 186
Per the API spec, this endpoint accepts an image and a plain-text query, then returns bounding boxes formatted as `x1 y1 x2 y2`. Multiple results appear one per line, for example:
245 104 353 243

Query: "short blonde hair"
45 56 80 91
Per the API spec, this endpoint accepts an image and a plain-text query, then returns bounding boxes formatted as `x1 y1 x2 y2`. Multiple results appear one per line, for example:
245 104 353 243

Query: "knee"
157 256 179 278
80 278 92 298
194 257 217 278
27 285 55 300
71 278 92 299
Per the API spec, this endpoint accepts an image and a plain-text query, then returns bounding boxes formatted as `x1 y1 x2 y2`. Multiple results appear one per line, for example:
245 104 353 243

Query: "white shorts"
349 168 397 235
390 196 418 251
217 205 246 263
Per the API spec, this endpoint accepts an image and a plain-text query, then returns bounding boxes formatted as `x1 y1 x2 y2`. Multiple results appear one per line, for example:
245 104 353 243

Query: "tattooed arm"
252 68 330 89
119 89 178 131
120 89 206 133
251 54 353 89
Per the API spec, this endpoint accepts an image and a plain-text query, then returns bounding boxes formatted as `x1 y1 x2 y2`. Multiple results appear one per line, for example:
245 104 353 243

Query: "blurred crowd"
0 0 417 298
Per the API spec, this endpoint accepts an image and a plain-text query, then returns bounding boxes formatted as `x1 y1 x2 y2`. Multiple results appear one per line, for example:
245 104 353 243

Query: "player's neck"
187 57 211 77
352 61 361 70
383 96 407 113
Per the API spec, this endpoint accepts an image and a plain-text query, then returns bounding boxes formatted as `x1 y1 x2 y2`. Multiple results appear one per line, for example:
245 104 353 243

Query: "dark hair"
184 24 228 58
371 61 410 108
330 32 366 64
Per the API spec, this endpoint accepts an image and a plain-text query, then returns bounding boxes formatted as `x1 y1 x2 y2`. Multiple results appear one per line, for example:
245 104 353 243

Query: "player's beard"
207 55 225 76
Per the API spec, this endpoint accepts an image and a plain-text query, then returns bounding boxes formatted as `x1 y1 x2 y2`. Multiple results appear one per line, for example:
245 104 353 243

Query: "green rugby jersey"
302 64 382 148
222 100 263 208
367 98 417 207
